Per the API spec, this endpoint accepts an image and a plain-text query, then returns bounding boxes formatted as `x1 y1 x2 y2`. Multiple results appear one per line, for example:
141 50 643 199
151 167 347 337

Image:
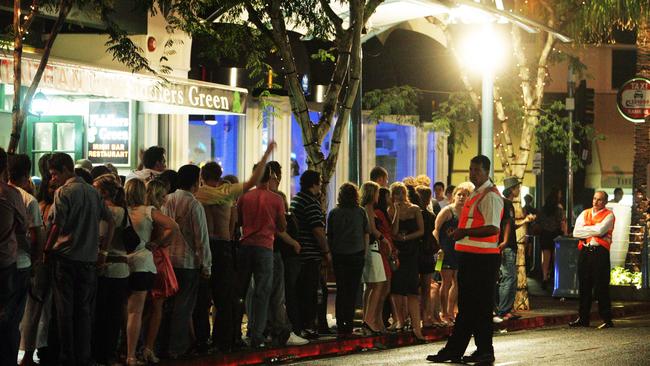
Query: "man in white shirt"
125 146 166 183
569 191 615 329
162 164 211 357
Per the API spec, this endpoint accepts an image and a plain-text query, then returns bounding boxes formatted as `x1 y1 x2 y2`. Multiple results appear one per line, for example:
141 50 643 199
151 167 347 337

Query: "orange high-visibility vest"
577 208 614 251
455 185 503 254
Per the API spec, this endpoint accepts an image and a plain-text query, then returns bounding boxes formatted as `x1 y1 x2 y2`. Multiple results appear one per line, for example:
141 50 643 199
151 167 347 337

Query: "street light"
458 25 507 176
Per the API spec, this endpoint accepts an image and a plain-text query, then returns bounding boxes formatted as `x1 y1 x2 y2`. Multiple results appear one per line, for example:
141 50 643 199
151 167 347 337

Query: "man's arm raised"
243 141 277 192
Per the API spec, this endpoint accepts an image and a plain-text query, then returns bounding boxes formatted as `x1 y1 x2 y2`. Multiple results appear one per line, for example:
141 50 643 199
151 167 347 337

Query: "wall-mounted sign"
617 77 650 123
87 101 131 166
0 55 247 115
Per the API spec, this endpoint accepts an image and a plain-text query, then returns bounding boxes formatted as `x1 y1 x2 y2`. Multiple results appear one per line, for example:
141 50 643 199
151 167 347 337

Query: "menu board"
87 101 131 165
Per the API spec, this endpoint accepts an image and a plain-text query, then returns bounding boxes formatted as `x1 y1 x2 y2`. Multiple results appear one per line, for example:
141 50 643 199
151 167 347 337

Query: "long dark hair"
376 187 391 219
36 153 53 204
543 187 562 216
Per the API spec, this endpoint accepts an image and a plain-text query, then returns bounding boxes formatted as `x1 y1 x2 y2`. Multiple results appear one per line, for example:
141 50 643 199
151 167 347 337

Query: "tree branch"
319 0 343 36
493 85 516 167
363 0 384 25
243 1 277 46
317 31 352 142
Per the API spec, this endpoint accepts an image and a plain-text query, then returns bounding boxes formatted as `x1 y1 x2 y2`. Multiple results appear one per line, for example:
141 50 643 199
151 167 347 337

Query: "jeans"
166 268 200 355
333 252 365 334
297 259 321 332
267 251 292 340
283 256 302 333
93 276 128 363
0 263 18 366
51 256 97 366
235 245 274 345
210 239 238 350
578 246 612 322
496 247 517 316
444 253 500 356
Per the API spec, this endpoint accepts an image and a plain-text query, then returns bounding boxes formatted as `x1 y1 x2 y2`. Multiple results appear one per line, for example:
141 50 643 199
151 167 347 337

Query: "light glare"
458 27 507 74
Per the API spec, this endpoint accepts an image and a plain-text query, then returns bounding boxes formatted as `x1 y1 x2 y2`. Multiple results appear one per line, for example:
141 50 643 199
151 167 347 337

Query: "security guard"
569 191 615 329
427 155 503 364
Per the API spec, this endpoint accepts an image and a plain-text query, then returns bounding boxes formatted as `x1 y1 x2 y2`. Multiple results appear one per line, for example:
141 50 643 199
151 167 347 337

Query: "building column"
166 114 189 170
416 127 428 177
360 115 376 183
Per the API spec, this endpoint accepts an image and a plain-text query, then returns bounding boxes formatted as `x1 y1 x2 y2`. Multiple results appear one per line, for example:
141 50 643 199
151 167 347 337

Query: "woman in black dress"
388 182 425 340
539 187 567 289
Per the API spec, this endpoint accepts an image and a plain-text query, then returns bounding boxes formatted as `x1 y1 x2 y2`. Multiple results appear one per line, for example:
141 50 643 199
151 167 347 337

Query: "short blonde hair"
402 176 416 187
390 182 409 203
360 181 380 207
451 181 475 203
125 179 146 206
415 174 431 188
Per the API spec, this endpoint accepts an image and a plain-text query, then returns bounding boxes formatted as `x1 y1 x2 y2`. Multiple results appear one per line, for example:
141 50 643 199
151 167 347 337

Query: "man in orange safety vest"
569 191 615 329
427 155 503 364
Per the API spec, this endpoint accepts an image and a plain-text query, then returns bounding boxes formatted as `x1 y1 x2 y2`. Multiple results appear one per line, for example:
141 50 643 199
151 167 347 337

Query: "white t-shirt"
14 186 42 269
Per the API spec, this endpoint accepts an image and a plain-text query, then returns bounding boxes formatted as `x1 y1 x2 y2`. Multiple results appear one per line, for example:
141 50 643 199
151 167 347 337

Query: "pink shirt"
238 187 285 249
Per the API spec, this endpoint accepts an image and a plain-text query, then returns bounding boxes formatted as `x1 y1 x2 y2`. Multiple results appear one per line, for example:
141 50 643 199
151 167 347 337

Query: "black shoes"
597 321 614 329
568 318 590 327
426 349 462 363
462 351 495 364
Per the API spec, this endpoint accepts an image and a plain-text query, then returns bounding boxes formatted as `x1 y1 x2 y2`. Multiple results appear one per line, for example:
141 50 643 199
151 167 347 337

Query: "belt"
583 245 600 252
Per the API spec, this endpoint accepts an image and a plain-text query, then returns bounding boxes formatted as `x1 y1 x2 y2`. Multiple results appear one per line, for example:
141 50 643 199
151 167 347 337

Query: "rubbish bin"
553 236 580 298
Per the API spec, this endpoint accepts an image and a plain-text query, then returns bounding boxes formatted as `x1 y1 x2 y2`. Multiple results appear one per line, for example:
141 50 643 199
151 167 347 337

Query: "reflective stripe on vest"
455 185 502 254
577 208 614 251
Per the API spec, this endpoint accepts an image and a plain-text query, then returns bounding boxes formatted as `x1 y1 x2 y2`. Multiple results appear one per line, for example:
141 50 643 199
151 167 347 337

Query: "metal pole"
566 65 575 226
481 69 494 177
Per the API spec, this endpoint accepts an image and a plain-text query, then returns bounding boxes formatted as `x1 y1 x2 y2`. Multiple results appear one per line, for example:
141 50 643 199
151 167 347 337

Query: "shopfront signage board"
87 101 131 166
617 77 650 123
0 56 247 115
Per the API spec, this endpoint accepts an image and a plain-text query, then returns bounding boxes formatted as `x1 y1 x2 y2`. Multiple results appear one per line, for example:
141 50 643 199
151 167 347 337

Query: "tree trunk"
9 0 72 154
632 22 650 226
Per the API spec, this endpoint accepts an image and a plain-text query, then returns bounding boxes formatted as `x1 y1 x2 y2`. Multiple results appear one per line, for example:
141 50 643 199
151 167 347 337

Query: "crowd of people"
0 144 533 365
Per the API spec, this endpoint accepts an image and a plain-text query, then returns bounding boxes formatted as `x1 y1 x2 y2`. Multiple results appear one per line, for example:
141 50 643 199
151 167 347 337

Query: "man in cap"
493 177 533 323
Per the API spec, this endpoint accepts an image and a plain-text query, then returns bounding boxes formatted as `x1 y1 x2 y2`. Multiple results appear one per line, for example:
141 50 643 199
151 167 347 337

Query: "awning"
0 54 248 115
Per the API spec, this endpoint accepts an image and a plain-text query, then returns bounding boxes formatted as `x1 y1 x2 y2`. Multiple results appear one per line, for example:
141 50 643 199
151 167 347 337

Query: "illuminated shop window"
376 122 416 182
188 115 240 176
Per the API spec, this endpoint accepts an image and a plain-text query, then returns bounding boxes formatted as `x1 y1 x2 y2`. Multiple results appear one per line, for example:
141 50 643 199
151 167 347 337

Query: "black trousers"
297 259 321 331
193 276 211 347
93 276 128 363
444 253 500 356
51 257 97 366
0 263 18 366
283 256 302 333
578 245 612 322
210 239 238 350
332 252 365 334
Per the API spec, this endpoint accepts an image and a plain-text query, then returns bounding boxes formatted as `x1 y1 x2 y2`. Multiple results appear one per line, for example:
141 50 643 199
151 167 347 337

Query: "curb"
165 302 650 365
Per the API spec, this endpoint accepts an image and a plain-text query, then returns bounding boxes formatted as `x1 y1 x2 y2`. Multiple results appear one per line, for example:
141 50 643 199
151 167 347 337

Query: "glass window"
188 115 240 176
57 123 76 151
376 122 416 182
34 123 53 151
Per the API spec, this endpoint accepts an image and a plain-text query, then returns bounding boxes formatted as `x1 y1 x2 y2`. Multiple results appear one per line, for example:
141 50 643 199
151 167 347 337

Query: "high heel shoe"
387 322 404 332
141 348 160 364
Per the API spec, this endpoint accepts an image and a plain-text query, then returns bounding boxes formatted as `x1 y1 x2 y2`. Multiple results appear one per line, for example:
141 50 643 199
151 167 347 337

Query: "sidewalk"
162 296 650 366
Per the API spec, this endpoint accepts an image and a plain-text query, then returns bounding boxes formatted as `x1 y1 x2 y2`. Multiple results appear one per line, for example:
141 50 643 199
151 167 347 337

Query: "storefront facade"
0 54 247 176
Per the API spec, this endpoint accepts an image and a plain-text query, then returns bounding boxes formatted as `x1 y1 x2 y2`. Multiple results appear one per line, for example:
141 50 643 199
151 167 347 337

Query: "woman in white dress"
124 179 177 366
360 181 392 333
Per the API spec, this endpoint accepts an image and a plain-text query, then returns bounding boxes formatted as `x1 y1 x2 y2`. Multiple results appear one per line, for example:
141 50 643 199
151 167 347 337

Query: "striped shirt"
290 191 325 262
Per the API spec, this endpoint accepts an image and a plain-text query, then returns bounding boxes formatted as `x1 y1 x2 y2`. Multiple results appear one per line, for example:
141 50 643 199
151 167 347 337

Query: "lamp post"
459 24 505 177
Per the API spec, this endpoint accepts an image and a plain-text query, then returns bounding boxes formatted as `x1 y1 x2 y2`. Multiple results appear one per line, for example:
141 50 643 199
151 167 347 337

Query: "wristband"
99 250 108 256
